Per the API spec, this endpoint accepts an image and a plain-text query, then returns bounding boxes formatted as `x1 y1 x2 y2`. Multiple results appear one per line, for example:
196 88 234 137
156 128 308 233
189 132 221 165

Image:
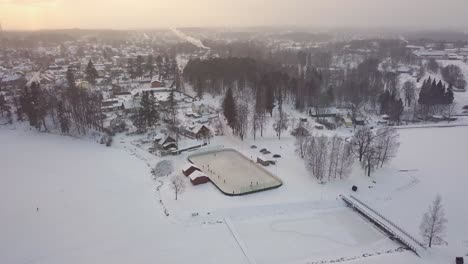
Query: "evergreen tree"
66 66 76 89
146 55 155 77
57 101 69 134
20 82 48 130
223 87 237 129
134 107 147 133
445 86 454 104
85 60 99 85
127 58 136 80
195 78 204 99
0 94 6 117
148 92 159 126
168 89 176 123
136 55 144 78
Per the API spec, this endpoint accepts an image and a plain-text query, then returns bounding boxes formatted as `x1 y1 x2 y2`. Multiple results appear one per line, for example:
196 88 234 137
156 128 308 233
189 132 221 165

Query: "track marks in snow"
269 218 356 247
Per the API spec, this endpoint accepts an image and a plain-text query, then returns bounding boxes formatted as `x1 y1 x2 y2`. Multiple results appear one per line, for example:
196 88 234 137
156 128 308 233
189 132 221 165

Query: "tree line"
9 67 104 135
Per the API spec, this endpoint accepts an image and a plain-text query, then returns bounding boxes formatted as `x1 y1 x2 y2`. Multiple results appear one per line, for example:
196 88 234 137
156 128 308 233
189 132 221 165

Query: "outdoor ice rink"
188 149 283 195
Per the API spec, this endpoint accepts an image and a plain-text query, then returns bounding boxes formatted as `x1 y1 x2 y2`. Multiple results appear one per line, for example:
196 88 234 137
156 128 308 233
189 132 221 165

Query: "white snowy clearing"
0 129 245 264
1 125 467 263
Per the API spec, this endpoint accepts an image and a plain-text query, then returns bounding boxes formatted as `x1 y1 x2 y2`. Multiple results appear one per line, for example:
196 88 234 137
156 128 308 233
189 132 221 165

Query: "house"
353 117 366 126
188 171 210 185
183 124 212 140
101 99 123 112
192 103 210 115
151 76 163 88
154 135 177 150
396 66 411 74
182 163 201 177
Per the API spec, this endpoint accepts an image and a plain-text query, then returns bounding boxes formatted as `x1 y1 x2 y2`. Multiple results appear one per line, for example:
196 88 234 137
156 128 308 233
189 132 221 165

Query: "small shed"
188 171 210 185
151 77 162 88
353 117 366 126
257 156 270 167
343 117 353 128
182 163 201 177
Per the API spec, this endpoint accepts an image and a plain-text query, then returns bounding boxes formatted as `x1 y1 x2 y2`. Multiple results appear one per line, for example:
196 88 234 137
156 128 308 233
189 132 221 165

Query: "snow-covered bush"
151 160 174 178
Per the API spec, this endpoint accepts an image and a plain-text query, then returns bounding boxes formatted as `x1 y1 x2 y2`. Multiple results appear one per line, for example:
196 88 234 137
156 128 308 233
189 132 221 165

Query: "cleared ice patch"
232 208 398 264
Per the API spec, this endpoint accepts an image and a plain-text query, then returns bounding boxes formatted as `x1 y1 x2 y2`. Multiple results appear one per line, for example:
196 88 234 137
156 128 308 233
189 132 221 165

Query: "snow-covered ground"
1 124 467 263
0 129 246 264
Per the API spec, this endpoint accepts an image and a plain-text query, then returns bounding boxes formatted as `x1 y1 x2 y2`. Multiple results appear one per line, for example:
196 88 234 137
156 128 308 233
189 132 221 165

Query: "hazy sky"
1 0 468 30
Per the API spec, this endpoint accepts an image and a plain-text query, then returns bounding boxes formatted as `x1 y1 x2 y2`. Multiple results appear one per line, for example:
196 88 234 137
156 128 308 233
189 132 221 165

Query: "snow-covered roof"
187 124 211 135
188 171 208 181
182 163 200 172
153 133 164 141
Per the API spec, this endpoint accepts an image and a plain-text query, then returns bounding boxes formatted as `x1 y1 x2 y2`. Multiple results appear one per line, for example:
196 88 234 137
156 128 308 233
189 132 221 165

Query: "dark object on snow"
259 148 267 153
153 160 174 177
273 154 281 158
352 185 358 192
257 157 270 166
251 145 257 149
269 160 276 165
263 151 271 155
456 257 464 264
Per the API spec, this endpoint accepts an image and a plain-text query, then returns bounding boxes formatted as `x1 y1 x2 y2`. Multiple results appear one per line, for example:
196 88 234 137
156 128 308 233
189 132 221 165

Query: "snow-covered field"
1 124 468 263
0 129 246 264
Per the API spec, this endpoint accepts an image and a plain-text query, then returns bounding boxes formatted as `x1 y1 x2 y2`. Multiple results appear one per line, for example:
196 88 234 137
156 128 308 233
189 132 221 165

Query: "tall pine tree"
223 87 237 129
85 60 99 85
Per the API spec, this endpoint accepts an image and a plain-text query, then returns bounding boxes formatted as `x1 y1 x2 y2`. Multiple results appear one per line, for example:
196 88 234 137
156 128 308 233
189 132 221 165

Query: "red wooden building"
182 163 201 177
188 171 210 185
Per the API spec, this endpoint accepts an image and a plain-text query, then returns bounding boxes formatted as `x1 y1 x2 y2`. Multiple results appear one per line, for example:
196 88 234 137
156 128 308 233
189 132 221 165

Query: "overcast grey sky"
0 0 467 30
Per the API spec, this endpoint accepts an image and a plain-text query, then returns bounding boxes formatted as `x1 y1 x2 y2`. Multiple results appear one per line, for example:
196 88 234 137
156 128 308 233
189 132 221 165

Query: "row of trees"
441 64 466 90
302 133 354 182
350 126 400 177
11 67 104 135
418 77 455 119
133 91 159 132
293 124 399 182
379 90 404 124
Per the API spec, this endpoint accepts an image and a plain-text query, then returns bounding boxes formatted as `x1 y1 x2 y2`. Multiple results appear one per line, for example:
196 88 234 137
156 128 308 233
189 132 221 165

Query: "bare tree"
403 81 416 107
420 195 448 248
361 143 379 177
444 103 456 121
257 110 267 137
374 127 400 167
273 109 290 140
350 126 373 162
292 122 311 159
337 141 354 179
252 109 259 140
170 175 186 200
304 135 354 182
236 102 249 140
